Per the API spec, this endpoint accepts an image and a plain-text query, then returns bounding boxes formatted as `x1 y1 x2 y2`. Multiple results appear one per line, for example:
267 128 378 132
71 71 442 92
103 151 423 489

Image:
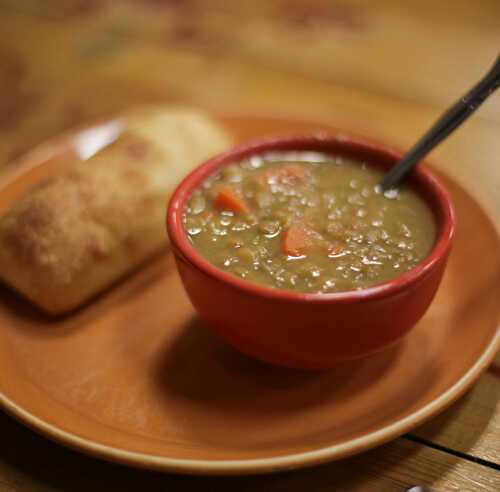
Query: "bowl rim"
167 134 456 304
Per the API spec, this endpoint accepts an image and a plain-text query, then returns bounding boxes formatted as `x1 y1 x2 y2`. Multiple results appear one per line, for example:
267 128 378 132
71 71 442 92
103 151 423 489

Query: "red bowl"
166 135 455 369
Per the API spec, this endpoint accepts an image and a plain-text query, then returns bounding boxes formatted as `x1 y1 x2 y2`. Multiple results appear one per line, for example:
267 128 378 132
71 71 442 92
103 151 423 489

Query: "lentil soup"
183 152 436 293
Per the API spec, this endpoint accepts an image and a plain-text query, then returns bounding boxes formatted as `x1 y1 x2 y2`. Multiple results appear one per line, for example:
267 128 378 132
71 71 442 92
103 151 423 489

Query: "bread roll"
0 108 232 314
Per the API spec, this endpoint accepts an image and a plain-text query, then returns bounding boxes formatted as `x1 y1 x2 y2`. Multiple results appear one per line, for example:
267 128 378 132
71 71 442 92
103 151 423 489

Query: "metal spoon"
380 54 500 191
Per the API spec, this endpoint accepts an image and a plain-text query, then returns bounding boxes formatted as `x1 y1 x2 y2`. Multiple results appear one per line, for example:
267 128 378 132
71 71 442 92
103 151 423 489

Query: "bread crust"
0 108 231 314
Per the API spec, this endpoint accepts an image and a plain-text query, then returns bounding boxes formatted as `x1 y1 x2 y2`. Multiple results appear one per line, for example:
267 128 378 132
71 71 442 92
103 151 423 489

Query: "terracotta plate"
0 115 498 475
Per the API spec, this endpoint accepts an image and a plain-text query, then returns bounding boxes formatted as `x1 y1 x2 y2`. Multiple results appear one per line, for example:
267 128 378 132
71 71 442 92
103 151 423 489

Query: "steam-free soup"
183 152 436 293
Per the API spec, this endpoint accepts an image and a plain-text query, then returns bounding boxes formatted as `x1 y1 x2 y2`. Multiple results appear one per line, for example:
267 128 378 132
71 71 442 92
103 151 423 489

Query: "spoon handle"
381 54 500 191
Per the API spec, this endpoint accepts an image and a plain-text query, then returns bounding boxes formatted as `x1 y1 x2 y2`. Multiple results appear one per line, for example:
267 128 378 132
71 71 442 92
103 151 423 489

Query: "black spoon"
380 54 500 191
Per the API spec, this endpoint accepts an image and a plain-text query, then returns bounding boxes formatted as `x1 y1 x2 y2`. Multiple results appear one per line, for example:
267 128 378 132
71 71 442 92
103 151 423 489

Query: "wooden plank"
412 354 500 465
0 411 498 491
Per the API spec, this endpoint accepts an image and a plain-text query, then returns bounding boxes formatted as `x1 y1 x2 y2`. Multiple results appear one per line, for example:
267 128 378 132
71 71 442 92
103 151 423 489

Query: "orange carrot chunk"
201 210 214 222
257 164 311 186
214 187 249 214
282 222 322 257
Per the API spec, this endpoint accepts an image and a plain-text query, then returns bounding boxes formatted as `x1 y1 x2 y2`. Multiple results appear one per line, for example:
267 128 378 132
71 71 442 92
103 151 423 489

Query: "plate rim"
0 114 498 475
1 330 498 475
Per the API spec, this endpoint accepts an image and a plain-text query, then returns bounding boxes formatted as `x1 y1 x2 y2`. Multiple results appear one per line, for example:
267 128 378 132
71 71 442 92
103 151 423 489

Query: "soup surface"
183 152 436 293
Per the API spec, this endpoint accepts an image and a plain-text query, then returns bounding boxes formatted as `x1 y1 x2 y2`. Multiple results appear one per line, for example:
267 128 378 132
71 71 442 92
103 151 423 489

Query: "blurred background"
0 0 499 202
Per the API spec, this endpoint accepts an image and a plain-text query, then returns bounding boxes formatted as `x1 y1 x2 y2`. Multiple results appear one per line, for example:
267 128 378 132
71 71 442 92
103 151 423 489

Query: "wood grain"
412 357 500 465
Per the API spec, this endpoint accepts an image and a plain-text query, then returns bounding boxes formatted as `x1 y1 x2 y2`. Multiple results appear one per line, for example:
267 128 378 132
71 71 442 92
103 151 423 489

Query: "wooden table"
0 1 498 490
